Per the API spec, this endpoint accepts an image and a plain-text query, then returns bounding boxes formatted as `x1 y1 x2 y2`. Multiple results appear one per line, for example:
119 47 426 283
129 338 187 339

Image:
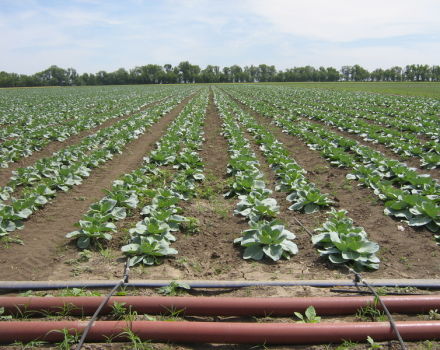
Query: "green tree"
351 64 369 81
326 67 340 81
177 61 200 83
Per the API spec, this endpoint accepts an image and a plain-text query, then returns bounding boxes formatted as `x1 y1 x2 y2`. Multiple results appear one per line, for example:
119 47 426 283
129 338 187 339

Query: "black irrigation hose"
348 267 407 350
75 259 130 350
293 214 407 350
330 289 422 295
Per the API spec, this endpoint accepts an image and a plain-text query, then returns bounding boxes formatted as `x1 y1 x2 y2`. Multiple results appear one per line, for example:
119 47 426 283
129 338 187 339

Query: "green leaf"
16 208 32 219
426 221 440 233
128 256 143 267
243 244 264 260
288 202 303 211
328 254 346 264
77 236 90 249
193 173 205 180
263 244 283 261
66 230 80 238
294 312 304 321
304 203 319 214
111 207 127 220
121 243 139 254
408 215 432 227
281 240 299 255
305 306 316 320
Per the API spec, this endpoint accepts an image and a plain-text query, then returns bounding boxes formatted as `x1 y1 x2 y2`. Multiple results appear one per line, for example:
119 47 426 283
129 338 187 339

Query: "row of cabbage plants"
0 90 193 238
215 89 300 262
267 86 440 138
215 88 333 213
216 88 380 271
225 87 440 238
67 90 209 267
231 86 440 169
0 86 188 168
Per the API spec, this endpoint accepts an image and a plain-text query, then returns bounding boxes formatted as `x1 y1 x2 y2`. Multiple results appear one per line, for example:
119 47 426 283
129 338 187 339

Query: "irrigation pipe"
2 279 440 291
1 320 440 344
2 295 440 317
74 259 130 350
347 266 407 350
330 289 422 295
293 213 407 349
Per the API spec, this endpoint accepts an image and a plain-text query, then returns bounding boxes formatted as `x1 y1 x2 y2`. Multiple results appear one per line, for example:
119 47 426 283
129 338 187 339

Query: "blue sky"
0 0 439 74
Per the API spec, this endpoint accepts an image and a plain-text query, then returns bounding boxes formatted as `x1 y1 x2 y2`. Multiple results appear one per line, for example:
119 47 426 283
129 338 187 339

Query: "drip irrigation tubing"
347 266 407 349
2 279 440 291
74 258 130 350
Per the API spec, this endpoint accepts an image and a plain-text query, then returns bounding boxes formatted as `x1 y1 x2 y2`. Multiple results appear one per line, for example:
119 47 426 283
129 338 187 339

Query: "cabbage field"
0 84 439 284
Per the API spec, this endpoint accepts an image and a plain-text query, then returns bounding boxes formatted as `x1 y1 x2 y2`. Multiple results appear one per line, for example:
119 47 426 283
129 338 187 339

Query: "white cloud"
248 0 440 42
271 41 440 70
0 0 439 73
44 7 124 26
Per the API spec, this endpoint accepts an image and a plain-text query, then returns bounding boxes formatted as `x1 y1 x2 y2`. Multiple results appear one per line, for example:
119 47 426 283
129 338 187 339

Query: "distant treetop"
1 62 439 87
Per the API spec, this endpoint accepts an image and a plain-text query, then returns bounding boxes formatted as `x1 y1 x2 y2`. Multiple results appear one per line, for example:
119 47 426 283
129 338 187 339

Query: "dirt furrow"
239 124 333 280
158 91 251 281
0 94 194 281
0 96 170 187
228 94 440 280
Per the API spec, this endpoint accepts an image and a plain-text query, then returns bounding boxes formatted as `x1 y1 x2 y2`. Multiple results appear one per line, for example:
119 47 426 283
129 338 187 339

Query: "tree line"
1 62 439 87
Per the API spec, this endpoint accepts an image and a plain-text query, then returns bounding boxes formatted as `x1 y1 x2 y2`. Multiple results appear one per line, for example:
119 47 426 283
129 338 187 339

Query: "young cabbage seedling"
294 306 321 323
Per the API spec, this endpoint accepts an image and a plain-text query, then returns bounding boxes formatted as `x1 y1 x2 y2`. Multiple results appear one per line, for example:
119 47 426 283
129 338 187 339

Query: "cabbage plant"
312 209 380 271
234 220 298 261
121 236 177 267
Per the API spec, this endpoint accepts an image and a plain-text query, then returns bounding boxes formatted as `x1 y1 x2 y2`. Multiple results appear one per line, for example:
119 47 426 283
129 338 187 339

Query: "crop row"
0 89 194 238
214 89 299 262
231 86 440 169
215 88 380 270
0 87 190 168
67 89 209 267
0 85 185 128
224 87 440 237
268 86 440 136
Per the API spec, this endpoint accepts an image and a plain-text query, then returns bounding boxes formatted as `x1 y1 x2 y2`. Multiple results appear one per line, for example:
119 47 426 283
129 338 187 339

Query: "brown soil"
0 96 169 188
0 94 194 281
